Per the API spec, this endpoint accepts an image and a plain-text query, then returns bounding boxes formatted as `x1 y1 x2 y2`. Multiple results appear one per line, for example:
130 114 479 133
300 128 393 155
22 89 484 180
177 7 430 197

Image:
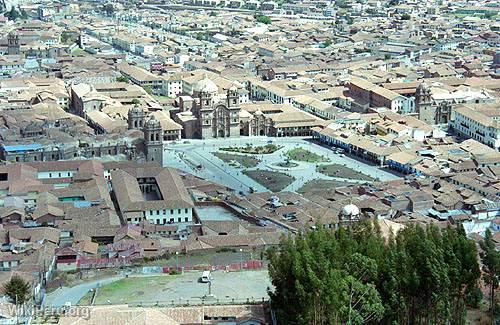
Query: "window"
178 209 181 214
177 217 181 222
49 173 52 177
170 218 174 223
185 217 188 222
170 209 173 214
156 210 160 215
185 209 188 213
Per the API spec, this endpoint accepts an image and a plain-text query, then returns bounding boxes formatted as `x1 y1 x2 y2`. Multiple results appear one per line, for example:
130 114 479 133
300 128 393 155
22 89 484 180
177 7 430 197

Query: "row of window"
147 208 189 216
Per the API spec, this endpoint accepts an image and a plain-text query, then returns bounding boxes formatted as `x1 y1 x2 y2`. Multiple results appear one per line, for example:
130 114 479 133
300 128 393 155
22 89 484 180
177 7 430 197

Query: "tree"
209 11 217 17
255 15 272 25
6 7 21 20
20 8 27 19
267 223 481 324
60 31 71 44
131 98 140 105
400 13 411 20
480 229 500 320
116 76 129 83
3 275 30 305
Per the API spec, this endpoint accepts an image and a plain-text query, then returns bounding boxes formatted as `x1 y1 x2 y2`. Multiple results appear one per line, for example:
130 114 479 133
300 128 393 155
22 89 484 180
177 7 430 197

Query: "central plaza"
163 137 400 194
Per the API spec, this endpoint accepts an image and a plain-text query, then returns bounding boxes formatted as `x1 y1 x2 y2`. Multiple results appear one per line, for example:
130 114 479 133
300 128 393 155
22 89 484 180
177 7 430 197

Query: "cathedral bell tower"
226 85 241 138
128 105 145 130
416 82 434 124
143 115 163 164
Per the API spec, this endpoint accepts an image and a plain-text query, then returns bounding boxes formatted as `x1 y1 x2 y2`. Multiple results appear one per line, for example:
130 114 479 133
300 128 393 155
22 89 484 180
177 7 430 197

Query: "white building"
451 103 500 150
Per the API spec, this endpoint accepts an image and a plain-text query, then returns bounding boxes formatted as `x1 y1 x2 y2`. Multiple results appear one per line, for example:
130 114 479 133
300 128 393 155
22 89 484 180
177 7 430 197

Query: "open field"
86 270 271 306
212 152 260 168
243 170 295 192
317 164 376 181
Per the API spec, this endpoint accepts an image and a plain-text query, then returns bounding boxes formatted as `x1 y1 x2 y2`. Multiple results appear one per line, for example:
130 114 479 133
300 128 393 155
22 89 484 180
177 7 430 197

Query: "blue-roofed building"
0 143 44 162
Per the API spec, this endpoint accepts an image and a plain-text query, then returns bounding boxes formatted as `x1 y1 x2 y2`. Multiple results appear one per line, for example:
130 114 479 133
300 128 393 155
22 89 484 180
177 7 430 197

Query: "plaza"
163 137 400 194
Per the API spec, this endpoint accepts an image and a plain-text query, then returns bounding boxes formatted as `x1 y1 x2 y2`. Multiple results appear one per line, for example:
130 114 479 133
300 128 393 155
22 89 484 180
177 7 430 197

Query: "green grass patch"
213 152 260 168
298 179 351 193
243 170 295 192
317 164 375 181
93 276 176 304
287 148 329 163
220 144 282 154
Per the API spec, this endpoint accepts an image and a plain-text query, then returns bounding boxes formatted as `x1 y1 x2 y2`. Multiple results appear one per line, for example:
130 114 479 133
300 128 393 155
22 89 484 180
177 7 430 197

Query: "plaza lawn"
213 152 260 168
92 276 176 305
298 179 350 193
244 170 295 192
220 144 282 154
317 164 375 182
287 148 329 163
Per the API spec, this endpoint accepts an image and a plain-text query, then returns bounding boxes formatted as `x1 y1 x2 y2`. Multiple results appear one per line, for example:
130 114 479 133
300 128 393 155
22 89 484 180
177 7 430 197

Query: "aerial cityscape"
0 0 497 324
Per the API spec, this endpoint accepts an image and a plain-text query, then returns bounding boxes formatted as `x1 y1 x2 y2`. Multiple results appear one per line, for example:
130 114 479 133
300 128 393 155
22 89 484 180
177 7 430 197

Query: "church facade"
175 75 241 139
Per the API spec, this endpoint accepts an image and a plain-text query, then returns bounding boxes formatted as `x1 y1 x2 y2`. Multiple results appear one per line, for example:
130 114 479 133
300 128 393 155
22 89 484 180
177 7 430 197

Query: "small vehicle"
200 271 212 283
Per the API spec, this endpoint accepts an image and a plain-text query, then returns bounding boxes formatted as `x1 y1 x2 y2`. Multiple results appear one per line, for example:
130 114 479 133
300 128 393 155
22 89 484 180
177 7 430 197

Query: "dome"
342 204 360 216
193 74 218 94
145 115 160 128
129 105 143 114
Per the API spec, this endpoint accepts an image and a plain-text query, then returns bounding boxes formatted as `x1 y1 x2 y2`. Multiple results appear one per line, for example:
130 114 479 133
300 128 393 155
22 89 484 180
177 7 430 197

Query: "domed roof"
129 105 143 114
342 203 360 216
193 74 218 94
145 115 160 128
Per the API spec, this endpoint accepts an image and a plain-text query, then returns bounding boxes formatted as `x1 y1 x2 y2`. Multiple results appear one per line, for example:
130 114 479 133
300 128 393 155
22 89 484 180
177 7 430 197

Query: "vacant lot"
287 148 329 163
317 164 375 181
298 179 350 193
212 152 260 168
244 170 295 192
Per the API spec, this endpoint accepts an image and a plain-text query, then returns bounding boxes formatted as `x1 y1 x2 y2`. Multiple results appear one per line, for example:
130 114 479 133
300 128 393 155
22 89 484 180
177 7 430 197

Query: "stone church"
175 75 241 139
416 82 452 125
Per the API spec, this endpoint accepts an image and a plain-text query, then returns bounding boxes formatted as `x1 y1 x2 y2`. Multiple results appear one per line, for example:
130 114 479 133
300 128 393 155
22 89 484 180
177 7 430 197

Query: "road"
44 276 123 308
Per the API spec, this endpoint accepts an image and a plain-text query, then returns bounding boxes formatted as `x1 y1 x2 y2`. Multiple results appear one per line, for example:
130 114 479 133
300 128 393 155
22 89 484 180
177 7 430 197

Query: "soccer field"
91 270 271 306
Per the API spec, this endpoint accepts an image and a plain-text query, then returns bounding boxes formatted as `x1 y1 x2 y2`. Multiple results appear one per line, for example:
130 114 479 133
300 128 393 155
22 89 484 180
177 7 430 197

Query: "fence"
92 296 269 308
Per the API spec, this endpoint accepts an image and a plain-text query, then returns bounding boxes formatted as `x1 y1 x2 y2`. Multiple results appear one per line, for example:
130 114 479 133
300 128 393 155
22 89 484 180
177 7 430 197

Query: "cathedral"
416 82 452 125
175 74 241 139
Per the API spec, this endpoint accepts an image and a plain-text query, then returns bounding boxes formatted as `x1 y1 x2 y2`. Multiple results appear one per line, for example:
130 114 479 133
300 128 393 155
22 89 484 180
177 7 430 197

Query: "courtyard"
163 137 400 193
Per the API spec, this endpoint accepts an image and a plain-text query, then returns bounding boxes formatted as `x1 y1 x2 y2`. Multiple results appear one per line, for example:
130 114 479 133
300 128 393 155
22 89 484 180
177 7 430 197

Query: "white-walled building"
451 103 500 151
111 167 195 232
